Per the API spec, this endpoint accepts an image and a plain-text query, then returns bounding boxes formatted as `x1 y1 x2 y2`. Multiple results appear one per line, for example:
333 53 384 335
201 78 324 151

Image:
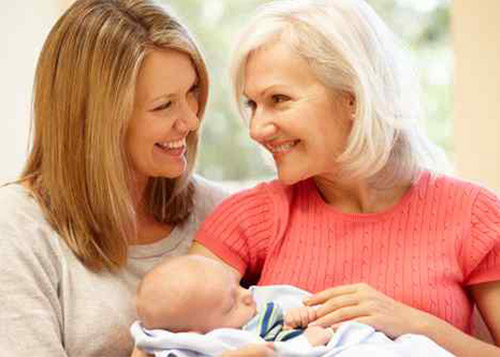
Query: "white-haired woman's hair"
231 0 449 186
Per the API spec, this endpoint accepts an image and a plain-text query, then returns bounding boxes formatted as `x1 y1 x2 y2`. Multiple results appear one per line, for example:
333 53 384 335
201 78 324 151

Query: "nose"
249 109 277 142
174 98 200 132
240 287 254 306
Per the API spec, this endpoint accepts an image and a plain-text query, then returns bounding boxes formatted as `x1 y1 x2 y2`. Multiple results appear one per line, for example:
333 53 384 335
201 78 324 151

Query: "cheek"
124 127 136 157
188 96 200 114
125 125 142 153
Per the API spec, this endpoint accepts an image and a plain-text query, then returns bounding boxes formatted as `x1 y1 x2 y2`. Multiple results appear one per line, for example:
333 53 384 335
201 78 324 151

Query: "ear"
345 92 356 120
346 92 355 107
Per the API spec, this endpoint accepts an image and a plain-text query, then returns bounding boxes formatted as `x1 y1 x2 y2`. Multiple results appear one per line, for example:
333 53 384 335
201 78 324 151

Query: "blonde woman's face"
126 49 200 186
243 42 353 185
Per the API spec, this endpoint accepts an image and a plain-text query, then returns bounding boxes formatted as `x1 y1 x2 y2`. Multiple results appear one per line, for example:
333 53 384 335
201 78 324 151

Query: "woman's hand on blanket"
221 343 275 357
284 306 318 329
304 283 433 338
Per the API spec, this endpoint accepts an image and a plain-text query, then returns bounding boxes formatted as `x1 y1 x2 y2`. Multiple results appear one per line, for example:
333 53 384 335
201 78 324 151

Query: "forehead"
197 263 235 304
136 49 197 100
243 41 319 95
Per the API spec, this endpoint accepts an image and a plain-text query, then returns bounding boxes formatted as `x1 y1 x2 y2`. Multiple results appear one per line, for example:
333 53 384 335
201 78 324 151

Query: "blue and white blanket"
131 285 454 357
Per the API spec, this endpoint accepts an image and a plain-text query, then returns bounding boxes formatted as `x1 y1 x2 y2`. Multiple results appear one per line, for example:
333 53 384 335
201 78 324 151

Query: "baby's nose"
241 289 254 305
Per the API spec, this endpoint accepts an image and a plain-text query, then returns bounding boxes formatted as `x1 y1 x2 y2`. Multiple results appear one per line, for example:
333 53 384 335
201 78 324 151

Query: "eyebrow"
149 78 199 104
243 84 287 100
223 287 237 314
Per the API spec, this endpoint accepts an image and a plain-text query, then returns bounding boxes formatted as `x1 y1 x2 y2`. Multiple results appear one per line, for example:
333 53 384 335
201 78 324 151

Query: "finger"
284 312 293 328
307 307 317 323
314 294 359 319
300 307 309 327
285 309 299 328
304 284 360 306
310 305 368 327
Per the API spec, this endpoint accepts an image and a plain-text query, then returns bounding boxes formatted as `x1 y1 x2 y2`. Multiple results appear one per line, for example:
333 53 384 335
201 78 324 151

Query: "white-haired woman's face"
244 42 353 184
126 49 200 187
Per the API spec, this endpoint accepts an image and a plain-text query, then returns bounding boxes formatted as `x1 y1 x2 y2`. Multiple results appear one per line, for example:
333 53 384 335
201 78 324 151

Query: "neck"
133 210 172 245
130 176 172 245
313 175 412 214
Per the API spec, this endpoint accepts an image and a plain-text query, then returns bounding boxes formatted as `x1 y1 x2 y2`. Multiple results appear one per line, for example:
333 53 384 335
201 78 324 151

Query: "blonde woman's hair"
20 0 209 271
231 0 448 186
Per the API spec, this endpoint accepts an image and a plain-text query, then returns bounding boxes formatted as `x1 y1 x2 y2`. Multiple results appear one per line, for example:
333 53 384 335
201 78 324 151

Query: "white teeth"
268 141 298 153
157 139 186 149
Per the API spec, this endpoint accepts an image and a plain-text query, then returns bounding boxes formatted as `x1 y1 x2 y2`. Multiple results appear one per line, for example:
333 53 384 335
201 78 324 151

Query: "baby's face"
199 261 257 331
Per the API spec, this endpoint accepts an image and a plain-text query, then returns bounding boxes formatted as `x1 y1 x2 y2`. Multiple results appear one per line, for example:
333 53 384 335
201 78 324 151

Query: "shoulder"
219 179 295 207
195 179 291 231
416 172 500 221
191 175 230 221
192 174 230 202
417 171 491 202
0 184 48 229
197 179 301 236
0 184 63 275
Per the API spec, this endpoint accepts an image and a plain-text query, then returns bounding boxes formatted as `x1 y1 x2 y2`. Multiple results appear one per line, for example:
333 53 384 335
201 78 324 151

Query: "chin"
277 166 315 186
277 171 302 186
157 165 188 179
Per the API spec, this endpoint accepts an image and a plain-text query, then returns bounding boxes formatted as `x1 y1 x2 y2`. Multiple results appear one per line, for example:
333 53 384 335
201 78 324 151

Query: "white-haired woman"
191 0 500 355
0 0 244 356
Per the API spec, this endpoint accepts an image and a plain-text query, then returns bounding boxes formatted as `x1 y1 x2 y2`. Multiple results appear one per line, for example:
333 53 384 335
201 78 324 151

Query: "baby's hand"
303 325 334 347
284 306 318 329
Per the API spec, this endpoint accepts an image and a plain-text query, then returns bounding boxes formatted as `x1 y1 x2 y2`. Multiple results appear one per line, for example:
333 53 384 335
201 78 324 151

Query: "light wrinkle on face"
243 41 354 186
125 48 200 190
244 43 322 102
222 285 237 314
135 49 198 111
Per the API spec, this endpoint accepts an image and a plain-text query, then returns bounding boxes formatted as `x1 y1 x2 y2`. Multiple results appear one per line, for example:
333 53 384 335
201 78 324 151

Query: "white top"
0 176 228 357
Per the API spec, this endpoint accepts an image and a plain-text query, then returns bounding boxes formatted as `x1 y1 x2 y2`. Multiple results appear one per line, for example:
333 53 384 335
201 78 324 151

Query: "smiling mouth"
155 138 187 157
266 140 300 154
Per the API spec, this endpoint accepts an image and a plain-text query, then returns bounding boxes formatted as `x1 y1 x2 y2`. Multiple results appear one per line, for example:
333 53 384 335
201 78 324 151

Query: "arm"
0 223 66 356
190 184 277 284
470 280 500 345
414 280 500 356
189 242 243 281
305 283 500 356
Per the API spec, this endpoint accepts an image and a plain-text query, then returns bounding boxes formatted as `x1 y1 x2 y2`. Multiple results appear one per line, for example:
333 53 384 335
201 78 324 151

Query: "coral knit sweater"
196 172 500 333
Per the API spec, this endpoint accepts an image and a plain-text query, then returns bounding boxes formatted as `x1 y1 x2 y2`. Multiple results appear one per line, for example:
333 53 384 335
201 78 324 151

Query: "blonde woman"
0 0 237 356
191 0 500 356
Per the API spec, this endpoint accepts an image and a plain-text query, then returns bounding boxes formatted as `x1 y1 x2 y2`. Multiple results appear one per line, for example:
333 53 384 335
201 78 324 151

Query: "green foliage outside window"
165 0 451 182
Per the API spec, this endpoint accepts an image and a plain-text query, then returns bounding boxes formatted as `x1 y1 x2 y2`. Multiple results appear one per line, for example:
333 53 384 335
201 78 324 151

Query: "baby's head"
136 255 257 333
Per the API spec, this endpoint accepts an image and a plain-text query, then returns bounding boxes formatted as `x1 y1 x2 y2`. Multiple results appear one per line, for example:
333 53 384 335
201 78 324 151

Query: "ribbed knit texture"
196 172 500 333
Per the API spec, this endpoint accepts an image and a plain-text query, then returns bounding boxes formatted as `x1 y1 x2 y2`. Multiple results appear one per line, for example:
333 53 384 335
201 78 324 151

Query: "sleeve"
0 219 67 356
462 187 500 285
194 183 277 281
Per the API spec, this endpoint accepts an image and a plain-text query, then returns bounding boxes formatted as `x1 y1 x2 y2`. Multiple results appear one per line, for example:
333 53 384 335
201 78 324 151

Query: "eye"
152 101 172 111
189 83 201 97
271 94 290 104
244 98 256 112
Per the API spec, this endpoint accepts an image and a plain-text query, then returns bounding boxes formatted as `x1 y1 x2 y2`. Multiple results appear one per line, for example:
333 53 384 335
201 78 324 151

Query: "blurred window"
166 0 451 186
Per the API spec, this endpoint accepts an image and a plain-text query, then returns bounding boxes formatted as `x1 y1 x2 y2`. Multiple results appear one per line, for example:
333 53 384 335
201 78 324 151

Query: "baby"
136 255 332 347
